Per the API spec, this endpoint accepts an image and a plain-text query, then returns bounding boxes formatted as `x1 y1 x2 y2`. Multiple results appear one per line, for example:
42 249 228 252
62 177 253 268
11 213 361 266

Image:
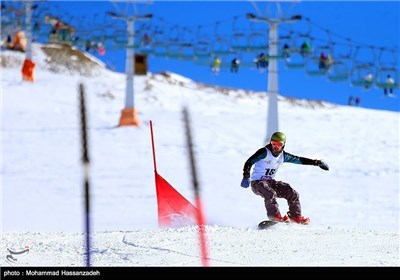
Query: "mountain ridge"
1 43 337 110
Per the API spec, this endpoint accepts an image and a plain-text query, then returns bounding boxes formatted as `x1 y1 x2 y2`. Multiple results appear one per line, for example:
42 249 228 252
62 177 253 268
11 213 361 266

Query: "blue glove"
240 177 250 188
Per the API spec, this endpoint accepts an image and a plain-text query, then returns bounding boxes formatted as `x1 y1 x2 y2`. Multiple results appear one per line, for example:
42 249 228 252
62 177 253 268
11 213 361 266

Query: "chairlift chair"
350 64 375 88
327 61 349 82
305 56 328 76
374 67 399 91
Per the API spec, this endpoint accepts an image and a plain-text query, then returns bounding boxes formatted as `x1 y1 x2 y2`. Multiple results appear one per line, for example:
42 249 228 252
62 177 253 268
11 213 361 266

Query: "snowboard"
258 219 310 229
258 220 279 229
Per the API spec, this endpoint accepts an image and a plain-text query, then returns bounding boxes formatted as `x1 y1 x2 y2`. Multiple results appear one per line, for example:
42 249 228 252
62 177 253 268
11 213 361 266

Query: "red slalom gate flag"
150 120 198 228
155 172 198 227
150 120 198 227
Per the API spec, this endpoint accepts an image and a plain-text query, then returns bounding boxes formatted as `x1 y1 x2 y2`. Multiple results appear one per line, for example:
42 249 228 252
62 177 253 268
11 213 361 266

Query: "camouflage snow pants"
251 179 301 220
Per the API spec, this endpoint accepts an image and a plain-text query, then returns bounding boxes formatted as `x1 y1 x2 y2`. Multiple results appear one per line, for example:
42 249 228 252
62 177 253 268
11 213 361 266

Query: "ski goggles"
271 140 284 148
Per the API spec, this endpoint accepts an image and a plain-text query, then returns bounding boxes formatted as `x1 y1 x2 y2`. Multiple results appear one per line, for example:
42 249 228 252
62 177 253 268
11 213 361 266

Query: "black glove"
315 160 329 171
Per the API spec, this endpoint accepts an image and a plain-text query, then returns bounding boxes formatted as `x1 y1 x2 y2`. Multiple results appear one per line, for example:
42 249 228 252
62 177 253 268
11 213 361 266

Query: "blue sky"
9 0 400 111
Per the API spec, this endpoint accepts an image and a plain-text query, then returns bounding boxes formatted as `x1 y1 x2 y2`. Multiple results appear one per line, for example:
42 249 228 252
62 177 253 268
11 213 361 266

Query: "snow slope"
1 44 399 267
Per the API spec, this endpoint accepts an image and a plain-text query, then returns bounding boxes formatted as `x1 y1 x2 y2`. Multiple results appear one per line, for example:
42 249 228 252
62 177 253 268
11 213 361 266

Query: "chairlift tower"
21 0 36 82
25 1 33 60
107 2 152 126
247 2 301 142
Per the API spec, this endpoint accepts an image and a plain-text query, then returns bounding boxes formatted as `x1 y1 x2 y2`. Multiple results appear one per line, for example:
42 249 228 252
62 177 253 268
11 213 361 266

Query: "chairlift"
287 16 314 59
332 39 353 61
102 25 117 42
151 25 168 57
284 51 306 69
194 41 211 59
113 29 128 47
327 61 349 82
211 36 233 56
193 55 211 66
296 34 314 58
179 43 196 61
230 16 249 52
167 25 180 45
179 28 195 59
278 34 294 64
137 33 153 54
152 41 168 57
231 32 249 52
352 45 376 71
377 48 397 69
194 53 226 68
350 64 374 88
305 56 327 76
211 22 232 56
282 32 312 68
374 67 399 90
247 31 267 52
195 26 211 59
167 41 181 59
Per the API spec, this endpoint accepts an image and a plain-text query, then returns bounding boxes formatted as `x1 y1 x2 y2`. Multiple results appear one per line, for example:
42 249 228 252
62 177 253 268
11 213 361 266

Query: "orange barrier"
21 59 35 82
118 108 139 126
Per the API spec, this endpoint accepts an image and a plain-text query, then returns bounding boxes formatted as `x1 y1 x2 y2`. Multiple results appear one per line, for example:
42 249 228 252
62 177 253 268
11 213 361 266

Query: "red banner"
155 173 198 228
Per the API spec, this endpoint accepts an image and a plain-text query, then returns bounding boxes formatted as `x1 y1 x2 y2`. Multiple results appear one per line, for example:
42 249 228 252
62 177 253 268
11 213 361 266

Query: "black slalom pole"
79 83 91 267
182 106 209 266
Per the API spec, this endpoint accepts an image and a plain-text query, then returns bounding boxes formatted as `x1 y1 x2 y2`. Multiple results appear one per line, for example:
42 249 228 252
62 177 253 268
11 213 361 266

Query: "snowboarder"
240 131 329 224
